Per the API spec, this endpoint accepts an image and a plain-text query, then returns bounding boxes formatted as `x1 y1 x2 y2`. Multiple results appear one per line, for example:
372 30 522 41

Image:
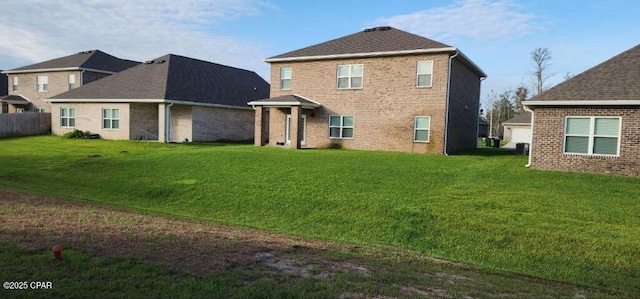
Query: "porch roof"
0 95 30 105
247 94 321 109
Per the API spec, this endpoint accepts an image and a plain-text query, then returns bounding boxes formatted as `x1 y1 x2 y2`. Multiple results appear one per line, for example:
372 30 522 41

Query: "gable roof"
3 50 139 74
502 111 532 125
248 94 321 109
265 26 486 78
0 95 30 105
526 44 640 106
49 54 270 108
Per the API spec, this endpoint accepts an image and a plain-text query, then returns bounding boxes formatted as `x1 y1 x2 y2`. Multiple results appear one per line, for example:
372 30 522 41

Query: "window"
37 75 48 92
60 108 75 127
102 108 119 129
337 64 363 89
414 116 431 142
68 74 76 90
564 117 620 156
416 60 433 87
35 108 46 113
280 67 292 90
12 77 18 92
329 115 354 139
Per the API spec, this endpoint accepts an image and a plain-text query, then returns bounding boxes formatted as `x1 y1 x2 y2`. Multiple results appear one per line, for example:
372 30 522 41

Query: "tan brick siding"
6 70 111 113
51 103 131 140
192 106 255 142
170 105 193 142
267 54 481 153
531 106 640 176
130 103 158 140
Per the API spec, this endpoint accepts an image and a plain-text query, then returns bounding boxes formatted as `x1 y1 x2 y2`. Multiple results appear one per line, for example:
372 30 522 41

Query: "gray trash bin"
492 138 500 148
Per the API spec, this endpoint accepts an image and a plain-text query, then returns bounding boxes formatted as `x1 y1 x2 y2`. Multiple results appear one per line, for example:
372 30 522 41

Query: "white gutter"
2 67 117 75
523 104 535 168
265 47 457 63
44 98 253 110
525 100 640 106
443 51 459 155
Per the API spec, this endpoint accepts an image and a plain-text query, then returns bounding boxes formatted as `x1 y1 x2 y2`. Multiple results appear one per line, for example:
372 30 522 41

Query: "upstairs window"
414 116 431 142
417 60 433 87
337 64 363 89
564 117 620 156
60 108 75 127
329 115 354 139
102 108 120 129
280 67 292 90
37 75 48 92
68 74 76 90
12 77 18 92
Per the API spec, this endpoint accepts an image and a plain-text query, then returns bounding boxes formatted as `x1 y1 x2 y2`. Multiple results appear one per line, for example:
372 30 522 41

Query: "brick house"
248 26 486 154
1 50 138 113
47 54 269 142
523 44 640 176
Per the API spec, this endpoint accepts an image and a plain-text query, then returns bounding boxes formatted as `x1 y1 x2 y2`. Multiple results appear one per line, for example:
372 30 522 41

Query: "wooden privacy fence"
0 113 51 138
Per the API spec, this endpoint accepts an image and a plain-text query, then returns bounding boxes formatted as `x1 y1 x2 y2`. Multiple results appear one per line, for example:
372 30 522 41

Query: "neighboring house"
0 50 138 113
248 26 486 154
502 111 531 145
478 116 488 137
47 54 269 142
524 44 640 176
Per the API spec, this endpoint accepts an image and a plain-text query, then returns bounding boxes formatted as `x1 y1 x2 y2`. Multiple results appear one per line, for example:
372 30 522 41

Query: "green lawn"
1 136 639 294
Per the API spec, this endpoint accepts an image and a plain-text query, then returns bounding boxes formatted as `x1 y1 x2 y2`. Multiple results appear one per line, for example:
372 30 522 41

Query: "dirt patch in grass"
0 190 350 277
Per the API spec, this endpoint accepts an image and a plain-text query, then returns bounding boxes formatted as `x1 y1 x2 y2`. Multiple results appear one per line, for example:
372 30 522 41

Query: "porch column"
290 106 301 149
254 106 264 146
158 103 166 142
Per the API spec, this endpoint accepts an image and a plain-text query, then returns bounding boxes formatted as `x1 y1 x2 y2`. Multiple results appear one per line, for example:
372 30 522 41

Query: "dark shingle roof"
267 26 453 60
0 95 30 104
530 44 640 102
502 111 532 125
51 54 270 108
4 50 139 73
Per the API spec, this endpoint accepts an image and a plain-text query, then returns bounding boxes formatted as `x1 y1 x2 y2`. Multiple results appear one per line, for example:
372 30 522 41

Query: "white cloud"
371 0 541 42
0 0 275 78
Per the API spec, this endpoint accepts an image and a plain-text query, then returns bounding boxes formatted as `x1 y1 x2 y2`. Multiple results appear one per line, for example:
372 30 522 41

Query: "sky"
1 0 638 108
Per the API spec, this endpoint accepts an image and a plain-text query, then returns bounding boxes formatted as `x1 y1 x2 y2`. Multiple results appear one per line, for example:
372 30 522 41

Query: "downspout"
443 51 459 155
523 104 534 167
80 69 85 86
165 102 174 143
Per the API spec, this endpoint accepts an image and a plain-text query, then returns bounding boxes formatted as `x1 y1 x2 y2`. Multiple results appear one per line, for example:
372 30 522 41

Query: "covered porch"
0 95 31 113
248 94 321 149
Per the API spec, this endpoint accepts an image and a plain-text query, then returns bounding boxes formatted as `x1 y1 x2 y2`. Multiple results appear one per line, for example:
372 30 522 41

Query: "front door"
286 114 306 146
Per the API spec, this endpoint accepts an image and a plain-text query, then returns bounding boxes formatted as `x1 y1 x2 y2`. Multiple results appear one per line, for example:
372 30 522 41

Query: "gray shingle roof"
267 26 453 60
502 111 532 125
4 50 139 73
247 94 321 108
530 44 640 102
51 54 270 108
0 95 30 105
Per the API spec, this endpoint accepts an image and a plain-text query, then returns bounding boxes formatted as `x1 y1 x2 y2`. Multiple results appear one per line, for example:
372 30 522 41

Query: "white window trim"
414 116 431 143
328 115 354 139
416 60 433 88
12 76 18 92
102 108 120 130
563 116 621 157
337 64 363 89
68 74 76 90
36 75 48 92
60 108 75 128
280 67 292 90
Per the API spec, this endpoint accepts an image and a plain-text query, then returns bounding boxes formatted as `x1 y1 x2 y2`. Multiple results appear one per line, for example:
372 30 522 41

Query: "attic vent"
377 26 391 31
155 60 166 64
364 27 376 32
144 60 155 64
78 50 93 54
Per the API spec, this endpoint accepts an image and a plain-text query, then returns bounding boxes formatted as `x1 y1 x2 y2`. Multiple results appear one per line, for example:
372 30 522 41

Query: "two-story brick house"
248 26 486 154
1 50 138 113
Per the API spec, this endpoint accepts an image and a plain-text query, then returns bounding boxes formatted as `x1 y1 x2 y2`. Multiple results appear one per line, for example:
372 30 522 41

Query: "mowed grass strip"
1 136 639 294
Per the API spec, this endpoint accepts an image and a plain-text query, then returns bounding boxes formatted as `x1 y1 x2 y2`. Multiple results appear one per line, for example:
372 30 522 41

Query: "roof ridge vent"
364 27 377 32
144 60 155 64
78 50 93 54
377 26 391 31
155 60 166 64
